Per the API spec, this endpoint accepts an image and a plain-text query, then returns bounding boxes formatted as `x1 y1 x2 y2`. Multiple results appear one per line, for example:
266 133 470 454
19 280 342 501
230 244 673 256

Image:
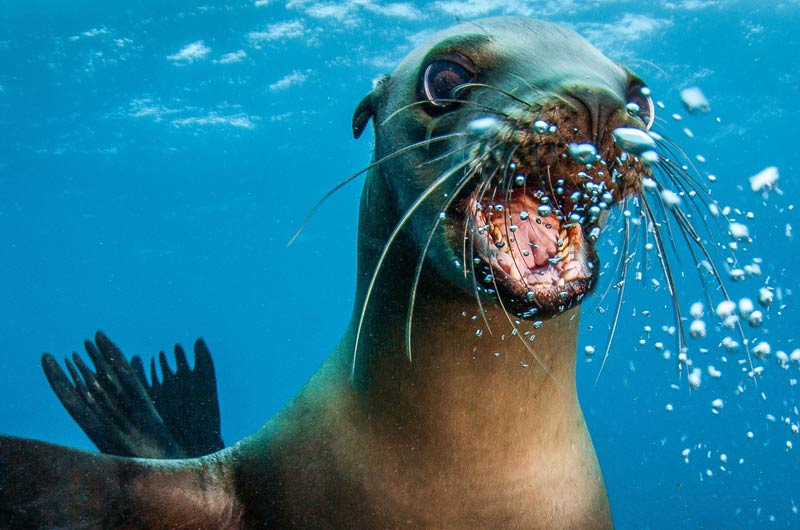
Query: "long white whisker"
594 199 631 385
405 159 492 361
351 157 474 379
288 132 468 246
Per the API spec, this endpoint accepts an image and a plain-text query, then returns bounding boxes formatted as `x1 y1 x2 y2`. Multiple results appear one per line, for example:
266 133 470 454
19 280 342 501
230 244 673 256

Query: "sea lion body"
0 17 658 529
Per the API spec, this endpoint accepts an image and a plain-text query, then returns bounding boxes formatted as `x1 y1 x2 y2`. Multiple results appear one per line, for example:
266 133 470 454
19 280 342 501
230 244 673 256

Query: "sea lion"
0 16 664 529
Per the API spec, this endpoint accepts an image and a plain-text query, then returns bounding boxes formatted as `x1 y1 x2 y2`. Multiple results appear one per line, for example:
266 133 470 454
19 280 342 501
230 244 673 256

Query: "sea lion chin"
0 16 667 530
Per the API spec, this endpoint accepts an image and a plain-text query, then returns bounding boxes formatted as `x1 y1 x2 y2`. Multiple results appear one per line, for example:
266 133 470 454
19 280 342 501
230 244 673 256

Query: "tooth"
562 268 580 282
557 278 565 287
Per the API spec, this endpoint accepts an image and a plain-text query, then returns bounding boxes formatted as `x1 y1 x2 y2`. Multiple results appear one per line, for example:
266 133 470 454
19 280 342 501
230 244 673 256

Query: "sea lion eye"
626 84 655 130
422 60 474 109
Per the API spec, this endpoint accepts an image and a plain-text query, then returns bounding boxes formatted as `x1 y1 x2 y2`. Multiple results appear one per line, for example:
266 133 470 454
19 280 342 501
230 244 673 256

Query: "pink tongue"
510 222 557 268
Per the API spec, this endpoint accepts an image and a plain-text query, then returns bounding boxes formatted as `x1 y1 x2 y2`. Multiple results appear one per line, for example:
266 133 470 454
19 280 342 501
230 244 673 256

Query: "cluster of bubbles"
574 87 796 518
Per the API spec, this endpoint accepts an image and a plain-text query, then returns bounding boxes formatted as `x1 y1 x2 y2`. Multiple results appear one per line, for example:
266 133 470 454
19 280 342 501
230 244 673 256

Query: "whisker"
665 202 756 375
461 167 500 337
467 241 493 337
646 179 684 264
654 159 717 229
594 198 632 385
463 160 500 278
381 98 511 128
288 132 468 246
406 161 491 361
417 140 480 169
592 207 627 309
503 72 577 111
639 192 689 368
453 82 535 109
651 135 705 190
490 274 561 385
351 157 474 378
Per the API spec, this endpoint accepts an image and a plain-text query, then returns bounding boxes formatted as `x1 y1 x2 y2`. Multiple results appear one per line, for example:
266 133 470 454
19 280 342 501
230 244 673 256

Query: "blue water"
1 2 798 528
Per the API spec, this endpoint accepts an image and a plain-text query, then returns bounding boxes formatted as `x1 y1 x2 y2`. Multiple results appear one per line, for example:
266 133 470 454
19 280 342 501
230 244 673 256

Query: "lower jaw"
466 245 597 319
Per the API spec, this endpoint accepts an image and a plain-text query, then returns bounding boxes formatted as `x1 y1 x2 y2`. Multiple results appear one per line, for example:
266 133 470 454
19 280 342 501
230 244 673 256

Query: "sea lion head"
353 17 656 320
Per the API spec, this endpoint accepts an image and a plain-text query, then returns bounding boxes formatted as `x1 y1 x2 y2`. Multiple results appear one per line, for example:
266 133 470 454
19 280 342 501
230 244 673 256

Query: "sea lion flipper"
144 340 224 457
44 332 224 459
0 436 242 530
43 332 185 459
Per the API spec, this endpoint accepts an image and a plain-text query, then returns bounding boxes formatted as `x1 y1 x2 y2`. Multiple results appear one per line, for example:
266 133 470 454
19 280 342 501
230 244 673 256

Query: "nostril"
566 87 624 147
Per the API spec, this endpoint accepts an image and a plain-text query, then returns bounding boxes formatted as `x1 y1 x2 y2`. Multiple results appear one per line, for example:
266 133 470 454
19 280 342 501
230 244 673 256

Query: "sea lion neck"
337 172 585 443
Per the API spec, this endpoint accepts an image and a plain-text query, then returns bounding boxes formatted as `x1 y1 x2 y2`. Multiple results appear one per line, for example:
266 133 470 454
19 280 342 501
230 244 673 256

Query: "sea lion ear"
352 74 389 139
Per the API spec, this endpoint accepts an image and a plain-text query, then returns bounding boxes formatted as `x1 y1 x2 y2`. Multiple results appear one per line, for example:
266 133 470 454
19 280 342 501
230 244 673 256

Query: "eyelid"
421 58 475 111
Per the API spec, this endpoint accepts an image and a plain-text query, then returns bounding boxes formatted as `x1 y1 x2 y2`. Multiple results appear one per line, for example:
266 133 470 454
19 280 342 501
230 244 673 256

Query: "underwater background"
1 1 798 528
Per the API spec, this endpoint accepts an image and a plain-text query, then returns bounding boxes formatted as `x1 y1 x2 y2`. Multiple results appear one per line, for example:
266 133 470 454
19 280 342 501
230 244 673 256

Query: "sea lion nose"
566 86 625 146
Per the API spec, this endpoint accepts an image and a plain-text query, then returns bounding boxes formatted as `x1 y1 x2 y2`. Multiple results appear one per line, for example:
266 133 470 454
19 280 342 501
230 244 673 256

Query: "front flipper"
0 436 242 530
42 331 223 459
135 339 224 457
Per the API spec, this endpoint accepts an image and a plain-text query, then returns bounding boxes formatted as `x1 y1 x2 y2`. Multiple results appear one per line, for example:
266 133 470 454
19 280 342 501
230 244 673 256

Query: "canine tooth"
562 268 580 282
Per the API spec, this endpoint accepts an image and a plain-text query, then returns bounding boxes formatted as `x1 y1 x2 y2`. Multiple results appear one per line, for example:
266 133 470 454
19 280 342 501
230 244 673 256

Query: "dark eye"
626 83 655 130
422 60 474 109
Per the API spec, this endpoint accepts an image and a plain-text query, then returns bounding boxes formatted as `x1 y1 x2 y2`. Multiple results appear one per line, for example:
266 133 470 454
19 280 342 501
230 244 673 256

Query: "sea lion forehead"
393 17 629 101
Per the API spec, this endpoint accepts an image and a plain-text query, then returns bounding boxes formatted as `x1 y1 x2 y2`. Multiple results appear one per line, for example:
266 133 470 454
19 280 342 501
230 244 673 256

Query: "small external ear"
352 74 389 139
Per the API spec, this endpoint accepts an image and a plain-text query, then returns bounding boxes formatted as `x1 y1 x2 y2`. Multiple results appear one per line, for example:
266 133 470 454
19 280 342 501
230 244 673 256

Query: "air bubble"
688 368 702 388
641 150 659 165
568 142 598 165
525 291 536 302
690 320 706 338
660 189 681 207
680 87 711 113
748 310 763 328
758 287 773 307
612 127 657 155
468 116 500 137
752 342 771 359
533 119 549 134
519 211 530 221
690 302 704 319
738 298 754 318
748 166 779 192
728 222 749 240
715 300 736 319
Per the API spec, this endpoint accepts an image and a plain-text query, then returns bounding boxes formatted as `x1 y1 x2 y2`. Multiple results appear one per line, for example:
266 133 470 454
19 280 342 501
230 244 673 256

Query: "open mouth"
463 183 600 319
